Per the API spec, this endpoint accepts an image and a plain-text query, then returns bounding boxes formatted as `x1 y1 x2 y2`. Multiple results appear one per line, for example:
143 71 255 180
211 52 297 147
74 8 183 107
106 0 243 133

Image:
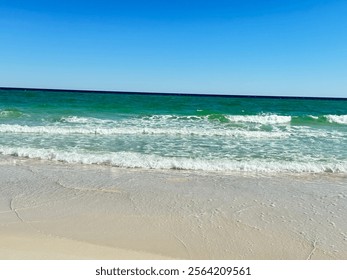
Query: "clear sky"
0 0 346 97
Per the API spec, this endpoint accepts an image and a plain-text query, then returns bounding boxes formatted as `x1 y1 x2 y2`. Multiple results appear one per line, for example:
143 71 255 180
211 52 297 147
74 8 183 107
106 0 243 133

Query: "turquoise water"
1 89 347 173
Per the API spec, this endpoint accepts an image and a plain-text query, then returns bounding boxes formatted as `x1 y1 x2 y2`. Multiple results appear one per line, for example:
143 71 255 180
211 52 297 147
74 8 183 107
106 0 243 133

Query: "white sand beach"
0 155 346 259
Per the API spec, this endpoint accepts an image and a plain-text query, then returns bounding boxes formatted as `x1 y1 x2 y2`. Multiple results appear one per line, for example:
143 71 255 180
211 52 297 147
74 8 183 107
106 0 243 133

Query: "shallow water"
1 89 347 173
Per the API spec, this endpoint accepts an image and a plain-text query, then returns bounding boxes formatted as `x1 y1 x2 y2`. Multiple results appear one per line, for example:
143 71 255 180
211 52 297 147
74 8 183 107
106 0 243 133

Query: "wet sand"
0 155 346 259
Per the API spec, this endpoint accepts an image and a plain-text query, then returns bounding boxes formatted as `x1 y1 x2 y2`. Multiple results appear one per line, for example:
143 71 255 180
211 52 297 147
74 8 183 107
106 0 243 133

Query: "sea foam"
0 146 346 173
326 115 347 125
60 116 114 124
225 114 291 124
0 124 289 138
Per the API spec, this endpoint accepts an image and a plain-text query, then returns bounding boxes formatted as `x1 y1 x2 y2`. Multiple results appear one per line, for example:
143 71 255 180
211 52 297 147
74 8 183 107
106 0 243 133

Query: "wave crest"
0 124 289 138
225 114 291 124
1 146 346 173
325 115 347 125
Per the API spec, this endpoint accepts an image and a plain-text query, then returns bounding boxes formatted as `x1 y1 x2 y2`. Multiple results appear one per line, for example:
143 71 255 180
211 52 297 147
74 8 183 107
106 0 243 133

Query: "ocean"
1 88 347 173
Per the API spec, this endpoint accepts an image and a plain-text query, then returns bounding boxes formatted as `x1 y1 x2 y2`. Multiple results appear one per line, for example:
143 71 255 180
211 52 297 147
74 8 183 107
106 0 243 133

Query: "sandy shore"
0 155 346 259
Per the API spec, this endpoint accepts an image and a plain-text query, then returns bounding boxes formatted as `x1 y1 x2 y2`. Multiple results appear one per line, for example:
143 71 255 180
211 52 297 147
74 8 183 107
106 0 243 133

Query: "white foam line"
60 114 293 125
1 146 346 173
60 116 113 124
0 124 289 138
225 114 292 124
325 115 347 125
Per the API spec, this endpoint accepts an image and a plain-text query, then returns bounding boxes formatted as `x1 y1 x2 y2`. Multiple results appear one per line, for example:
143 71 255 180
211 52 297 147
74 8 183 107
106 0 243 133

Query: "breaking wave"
325 115 347 125
0 124 289 138
1 146 346 173
225 114 291 124
58 113 347 126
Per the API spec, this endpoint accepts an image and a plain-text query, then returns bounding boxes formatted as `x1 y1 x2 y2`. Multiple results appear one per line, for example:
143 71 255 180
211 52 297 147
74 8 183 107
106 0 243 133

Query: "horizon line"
1 86 347 100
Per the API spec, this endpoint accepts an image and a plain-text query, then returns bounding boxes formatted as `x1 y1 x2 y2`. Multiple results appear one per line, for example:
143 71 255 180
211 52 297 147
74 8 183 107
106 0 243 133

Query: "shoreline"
0 155 346 259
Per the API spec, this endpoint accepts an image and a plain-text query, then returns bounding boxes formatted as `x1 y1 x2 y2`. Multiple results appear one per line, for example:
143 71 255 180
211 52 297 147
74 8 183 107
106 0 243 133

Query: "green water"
1 89 347 172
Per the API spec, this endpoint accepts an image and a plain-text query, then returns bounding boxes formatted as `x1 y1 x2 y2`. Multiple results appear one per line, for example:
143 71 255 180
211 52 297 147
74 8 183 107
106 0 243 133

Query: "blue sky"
0 0 346 97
